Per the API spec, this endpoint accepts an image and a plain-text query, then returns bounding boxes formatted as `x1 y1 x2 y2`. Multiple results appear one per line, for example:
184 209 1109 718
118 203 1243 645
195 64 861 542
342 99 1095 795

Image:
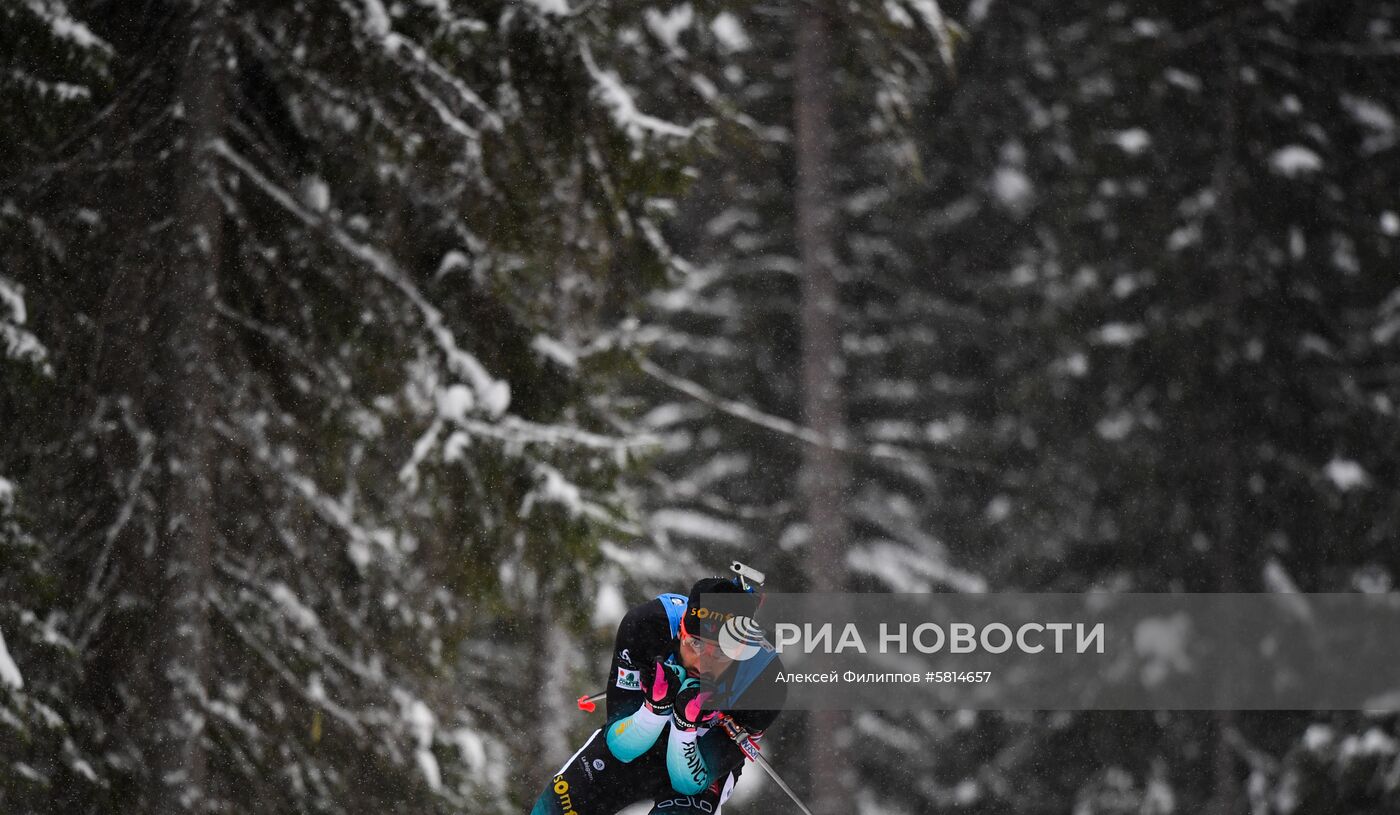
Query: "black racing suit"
529 596 785 815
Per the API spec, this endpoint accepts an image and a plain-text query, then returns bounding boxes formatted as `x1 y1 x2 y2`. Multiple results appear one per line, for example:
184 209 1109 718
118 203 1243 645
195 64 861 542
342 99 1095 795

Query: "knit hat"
683 577 759 640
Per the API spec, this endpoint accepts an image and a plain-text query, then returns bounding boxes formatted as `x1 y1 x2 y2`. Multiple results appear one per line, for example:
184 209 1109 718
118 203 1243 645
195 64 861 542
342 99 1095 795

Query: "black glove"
672 677 719 731
643 661 687 715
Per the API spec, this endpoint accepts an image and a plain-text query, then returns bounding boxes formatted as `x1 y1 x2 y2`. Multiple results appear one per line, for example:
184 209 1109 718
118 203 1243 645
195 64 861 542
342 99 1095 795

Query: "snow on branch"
213 300 352 394
578 42 695 141
5 70 92 102
640 358 989 473
639 358 831 447
521 463 641 534
457 415 655 455
215 557 390 687
903 0 959 67
285 471 401 570
21 0 112 55
1250 28 1400 59
385 37 502 131
1308 40 1400 58
522 0 571 16
650 507 748 547
70 402 154 647
212 140 512 418
207 591 369 738
238 21 421 153
336 0 502 131
0 627 23 690
847 541 986 594
851 496 987 592
398 419 444 492
1 275 51 374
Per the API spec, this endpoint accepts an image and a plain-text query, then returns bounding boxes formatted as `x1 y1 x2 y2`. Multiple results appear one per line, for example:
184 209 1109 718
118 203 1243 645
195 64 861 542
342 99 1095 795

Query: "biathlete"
529 574 785 814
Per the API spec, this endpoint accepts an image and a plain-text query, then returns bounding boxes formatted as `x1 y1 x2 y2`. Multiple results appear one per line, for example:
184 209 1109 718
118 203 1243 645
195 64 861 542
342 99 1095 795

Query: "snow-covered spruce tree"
0 280 100 813
864 2 1400 812
634 0 973 606
639 0 1400 812
1 4 109 811
623 2 983 811
2 1 716 812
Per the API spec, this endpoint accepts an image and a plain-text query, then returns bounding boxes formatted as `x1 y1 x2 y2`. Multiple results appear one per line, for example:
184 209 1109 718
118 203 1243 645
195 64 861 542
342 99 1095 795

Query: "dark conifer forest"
3 1 1399 812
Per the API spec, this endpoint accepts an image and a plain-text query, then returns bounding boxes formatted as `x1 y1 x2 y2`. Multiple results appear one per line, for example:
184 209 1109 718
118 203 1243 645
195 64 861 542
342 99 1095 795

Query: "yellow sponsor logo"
614 720 629 736
688 608 734 622
553 775 579 815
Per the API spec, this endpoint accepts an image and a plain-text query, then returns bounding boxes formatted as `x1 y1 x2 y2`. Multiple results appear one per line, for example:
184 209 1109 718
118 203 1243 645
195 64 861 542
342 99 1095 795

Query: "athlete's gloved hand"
671 677 718 731
608 662 680 763
666 677 720 794
644 661 686 715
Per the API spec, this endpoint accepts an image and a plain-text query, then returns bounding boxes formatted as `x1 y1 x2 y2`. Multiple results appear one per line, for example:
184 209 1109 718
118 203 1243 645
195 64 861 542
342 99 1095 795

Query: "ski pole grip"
720 716 762 762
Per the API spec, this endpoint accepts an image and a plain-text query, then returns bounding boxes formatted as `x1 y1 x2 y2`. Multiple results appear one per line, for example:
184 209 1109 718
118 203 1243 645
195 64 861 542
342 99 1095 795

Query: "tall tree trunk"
152 7 226 812
531 591 573 773
794 2 855 812
1204 33 1243 815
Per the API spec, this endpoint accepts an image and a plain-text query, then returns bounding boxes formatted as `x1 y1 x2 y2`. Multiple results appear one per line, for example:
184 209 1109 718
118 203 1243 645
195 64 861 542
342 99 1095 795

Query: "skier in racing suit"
529 577 785 814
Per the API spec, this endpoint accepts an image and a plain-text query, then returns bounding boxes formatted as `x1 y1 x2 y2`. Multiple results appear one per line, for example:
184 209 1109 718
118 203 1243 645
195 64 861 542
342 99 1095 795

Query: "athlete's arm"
665 677 717 794
692 702 782 782
680 655 788 787
603 601 679 762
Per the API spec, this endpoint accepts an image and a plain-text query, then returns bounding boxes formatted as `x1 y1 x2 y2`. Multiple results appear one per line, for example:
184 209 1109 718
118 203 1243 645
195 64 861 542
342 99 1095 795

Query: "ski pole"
715 714 816 815
576 689 816 815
